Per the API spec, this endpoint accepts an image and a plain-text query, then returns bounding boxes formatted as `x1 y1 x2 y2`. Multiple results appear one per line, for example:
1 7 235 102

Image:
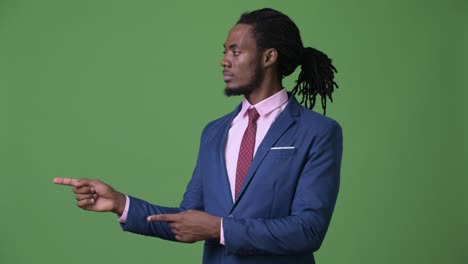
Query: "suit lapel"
230 95 301 211
216 105 242 210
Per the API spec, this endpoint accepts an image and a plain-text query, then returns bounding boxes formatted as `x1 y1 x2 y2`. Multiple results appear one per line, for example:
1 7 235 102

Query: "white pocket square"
270 146 295 150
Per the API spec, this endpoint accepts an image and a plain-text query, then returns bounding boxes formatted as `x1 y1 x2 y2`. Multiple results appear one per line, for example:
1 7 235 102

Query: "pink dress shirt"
119 89 289 245
224 89 289 202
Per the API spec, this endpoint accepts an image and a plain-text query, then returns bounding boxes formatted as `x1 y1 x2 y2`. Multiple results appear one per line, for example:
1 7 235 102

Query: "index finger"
147 213 180 222
53 177 81 187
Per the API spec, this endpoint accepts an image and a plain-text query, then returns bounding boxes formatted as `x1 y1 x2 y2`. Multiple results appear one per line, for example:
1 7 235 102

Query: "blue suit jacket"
121 95 343 264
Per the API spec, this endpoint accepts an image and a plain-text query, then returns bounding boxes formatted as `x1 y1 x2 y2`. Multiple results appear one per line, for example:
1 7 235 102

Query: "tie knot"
247 108 260 123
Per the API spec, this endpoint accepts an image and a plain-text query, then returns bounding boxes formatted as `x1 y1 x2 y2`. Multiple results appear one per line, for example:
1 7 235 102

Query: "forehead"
224 24 257 48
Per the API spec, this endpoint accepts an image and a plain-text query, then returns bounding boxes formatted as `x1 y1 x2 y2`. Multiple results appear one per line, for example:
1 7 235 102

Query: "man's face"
222 24 264 96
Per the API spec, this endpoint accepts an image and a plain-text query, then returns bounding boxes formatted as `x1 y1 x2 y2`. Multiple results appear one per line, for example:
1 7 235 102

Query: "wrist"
113 192 126 215
211 216 222 239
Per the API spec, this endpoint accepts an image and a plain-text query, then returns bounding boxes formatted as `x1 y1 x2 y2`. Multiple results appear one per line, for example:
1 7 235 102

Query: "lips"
223 70 234 82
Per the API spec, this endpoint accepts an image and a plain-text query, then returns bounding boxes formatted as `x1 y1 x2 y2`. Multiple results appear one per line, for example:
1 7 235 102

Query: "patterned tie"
235 107 260 199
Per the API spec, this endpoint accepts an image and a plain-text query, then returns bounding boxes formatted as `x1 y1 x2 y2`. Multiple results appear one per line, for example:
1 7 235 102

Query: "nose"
220 56 231 68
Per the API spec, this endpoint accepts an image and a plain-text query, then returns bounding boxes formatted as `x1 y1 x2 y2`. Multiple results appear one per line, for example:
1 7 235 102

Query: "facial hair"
224 61 264 97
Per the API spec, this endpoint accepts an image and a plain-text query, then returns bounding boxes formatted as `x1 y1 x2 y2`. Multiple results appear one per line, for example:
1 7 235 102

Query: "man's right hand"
53 178 126 215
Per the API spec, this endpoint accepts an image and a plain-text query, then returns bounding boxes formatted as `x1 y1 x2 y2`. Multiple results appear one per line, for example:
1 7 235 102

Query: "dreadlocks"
237 8 338 115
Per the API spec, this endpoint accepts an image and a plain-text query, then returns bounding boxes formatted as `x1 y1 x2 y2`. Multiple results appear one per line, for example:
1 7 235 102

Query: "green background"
1 0 466 263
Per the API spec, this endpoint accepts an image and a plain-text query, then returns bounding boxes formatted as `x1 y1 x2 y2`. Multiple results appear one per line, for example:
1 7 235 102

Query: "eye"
222 50 241 56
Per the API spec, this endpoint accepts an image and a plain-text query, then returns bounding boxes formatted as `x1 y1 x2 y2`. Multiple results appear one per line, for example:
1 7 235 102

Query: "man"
54 8 342 264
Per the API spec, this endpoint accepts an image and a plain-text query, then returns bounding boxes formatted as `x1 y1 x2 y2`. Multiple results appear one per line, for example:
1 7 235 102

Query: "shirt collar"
239 88 289 118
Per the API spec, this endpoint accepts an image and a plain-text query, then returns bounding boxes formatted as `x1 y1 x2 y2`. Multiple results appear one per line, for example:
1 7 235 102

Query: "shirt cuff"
220 217 225 245
118 195 130 223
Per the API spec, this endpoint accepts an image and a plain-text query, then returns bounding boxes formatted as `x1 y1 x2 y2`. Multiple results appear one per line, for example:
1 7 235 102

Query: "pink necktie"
235 108 260 199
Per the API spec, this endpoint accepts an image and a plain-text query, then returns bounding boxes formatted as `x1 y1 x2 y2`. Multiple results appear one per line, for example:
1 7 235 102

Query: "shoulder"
285 94 341 136
299 107 340 130
293 106 343 157
199 108 239 142
204 112 232 132
296 105 342 138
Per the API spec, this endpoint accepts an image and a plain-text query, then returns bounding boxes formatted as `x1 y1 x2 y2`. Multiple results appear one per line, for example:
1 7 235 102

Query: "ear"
262 48 278 68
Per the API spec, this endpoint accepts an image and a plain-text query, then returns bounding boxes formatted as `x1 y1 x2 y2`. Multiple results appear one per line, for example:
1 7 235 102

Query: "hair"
237 8 338 115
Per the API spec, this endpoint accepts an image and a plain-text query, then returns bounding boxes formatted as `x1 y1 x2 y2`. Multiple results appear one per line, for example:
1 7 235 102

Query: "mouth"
223 70 234 82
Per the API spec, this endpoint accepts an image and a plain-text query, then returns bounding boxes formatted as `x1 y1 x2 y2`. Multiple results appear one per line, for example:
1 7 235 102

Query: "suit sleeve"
223 121 343 255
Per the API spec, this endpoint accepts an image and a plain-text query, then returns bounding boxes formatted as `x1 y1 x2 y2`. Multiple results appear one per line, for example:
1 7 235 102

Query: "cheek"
237 61 257 79
231 54 261 82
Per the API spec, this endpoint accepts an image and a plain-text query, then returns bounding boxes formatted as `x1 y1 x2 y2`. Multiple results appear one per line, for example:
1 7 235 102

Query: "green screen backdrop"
1 0 466 263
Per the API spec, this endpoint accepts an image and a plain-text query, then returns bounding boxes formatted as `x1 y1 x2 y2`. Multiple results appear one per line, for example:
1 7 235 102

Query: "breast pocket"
267 147 296 158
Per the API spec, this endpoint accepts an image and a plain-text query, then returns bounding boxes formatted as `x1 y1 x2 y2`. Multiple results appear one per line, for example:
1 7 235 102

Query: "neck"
245 75 282 105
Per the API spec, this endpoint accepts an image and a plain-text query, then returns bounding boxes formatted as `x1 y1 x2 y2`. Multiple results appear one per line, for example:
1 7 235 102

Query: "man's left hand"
148 210 221 243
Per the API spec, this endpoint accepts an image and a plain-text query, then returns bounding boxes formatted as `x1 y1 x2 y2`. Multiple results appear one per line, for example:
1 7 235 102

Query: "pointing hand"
148 210 221 243
53 177 126 215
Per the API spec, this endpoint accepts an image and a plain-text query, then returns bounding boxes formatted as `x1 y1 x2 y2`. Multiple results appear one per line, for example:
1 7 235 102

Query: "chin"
224 87 243 96
224 84 254 97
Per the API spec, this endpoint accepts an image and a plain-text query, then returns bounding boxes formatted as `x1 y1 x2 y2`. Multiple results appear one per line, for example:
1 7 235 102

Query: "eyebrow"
223 43 241 49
